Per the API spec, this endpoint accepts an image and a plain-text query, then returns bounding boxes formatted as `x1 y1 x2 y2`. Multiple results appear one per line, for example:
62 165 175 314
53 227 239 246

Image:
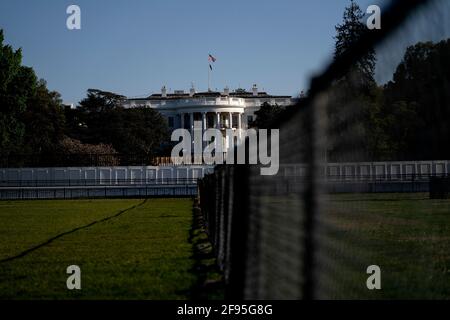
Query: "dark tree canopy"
252 102 284 129
1 29 169 160
66 89 170 156
383 39 450 160
334 0 376 87
327 1 380 162
0 29 66 156
1 30 34 154
79 89 126 113
21 79 66 154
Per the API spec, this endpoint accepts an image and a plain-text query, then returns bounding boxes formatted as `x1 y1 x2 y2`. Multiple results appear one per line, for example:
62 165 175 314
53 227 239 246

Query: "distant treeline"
0 29 170 162
1 1 450 164
253 2 450 162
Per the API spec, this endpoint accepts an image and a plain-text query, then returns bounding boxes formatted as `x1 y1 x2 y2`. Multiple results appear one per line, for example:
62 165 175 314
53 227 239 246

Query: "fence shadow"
187 200 225 300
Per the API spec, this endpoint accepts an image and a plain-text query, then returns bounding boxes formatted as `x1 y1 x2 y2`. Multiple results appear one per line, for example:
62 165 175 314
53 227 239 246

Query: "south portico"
177 109 244 131
171 108 245 152
124 85 294 129
123 85 295 153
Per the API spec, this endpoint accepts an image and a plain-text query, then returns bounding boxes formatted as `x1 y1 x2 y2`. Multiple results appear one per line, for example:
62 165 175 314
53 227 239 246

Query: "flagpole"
208 54 215 92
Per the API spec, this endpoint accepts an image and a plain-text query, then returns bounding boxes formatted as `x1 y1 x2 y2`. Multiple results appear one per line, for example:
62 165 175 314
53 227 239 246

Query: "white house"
123 84 295 134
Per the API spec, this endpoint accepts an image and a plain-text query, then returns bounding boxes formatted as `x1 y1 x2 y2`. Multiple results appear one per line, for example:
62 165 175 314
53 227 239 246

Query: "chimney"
223 86 230 96
252 84 258 96
189 84 196 97
161 86 167 98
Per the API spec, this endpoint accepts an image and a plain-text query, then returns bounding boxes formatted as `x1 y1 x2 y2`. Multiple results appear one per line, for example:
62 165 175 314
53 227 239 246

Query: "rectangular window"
247 115 254 124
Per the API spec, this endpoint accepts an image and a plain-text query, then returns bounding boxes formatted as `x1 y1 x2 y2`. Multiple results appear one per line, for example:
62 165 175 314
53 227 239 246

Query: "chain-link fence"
199 0 450 299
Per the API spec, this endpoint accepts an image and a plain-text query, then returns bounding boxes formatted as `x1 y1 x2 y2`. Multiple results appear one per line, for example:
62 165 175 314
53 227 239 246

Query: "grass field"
321 193 450 299
257 192 450 299
0 198 196 299
1 193 449 299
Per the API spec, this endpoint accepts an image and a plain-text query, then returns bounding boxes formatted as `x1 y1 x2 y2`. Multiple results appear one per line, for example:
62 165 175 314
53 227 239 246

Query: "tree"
378 101 422 159
111 107 170 155
0 30 37 155
334 0 376 88
1 29 169 162
252 102 283 129
1 29 68 157
21 80 66 153
383 39 450 160
57 137 119 166
67 89 125 144
66 89 170 156
327 1 381 161
79 89 126 113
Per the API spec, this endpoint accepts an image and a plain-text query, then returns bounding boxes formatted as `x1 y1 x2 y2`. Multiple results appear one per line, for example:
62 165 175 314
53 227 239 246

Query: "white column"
202 112 207 131
201 112 207 151
190 112 194 133
229 112 233 129
180 113 185 129
216 112 220 129
237 113 243 141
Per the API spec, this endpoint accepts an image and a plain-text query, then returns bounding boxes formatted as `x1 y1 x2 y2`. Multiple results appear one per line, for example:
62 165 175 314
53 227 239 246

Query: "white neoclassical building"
123 84 294 134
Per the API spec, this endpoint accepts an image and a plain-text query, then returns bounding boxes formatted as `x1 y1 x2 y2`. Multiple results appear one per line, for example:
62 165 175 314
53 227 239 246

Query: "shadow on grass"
186 199 225 300
0 199 147 264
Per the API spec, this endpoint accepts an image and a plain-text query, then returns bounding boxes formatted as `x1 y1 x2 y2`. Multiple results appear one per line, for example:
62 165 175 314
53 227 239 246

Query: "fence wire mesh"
199 0 450 299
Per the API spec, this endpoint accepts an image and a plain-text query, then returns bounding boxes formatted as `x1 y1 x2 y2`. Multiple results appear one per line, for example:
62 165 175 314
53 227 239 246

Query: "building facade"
123 85 295 156
124 84 294 130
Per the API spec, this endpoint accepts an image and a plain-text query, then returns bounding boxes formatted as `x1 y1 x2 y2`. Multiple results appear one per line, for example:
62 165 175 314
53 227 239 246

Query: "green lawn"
0 198 195 300
321 193 450 299
1 194 449 300
257 192 450 299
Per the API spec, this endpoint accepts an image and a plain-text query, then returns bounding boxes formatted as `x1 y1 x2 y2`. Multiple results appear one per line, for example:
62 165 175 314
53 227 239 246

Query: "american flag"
208 54 217 63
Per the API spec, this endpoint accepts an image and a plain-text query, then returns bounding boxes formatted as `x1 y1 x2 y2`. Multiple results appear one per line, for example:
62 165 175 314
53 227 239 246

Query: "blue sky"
0 0 387 104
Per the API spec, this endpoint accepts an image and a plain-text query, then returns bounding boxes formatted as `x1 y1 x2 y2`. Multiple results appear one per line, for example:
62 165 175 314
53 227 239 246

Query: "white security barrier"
0 165 215 185
0 165 214 199
1 162 449 198
279 160 450 180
